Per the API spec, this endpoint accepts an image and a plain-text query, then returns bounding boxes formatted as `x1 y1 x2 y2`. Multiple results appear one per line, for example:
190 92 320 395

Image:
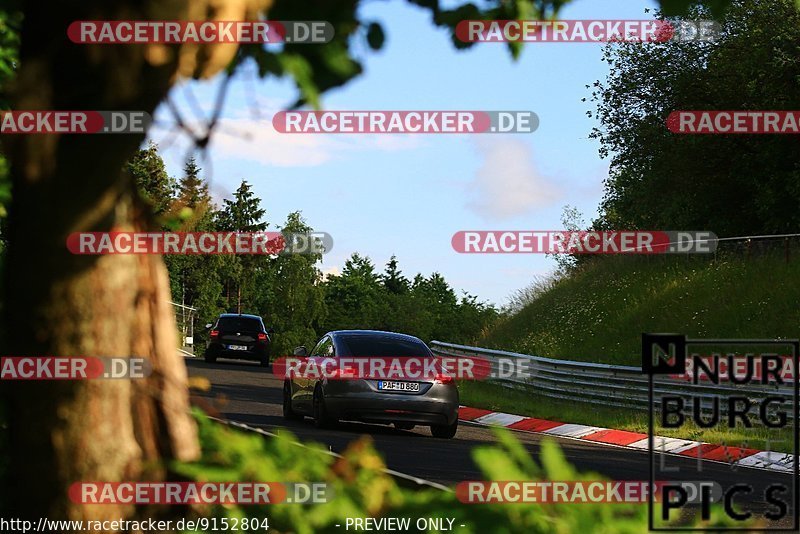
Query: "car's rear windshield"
216 316 263 332
337 335 431 357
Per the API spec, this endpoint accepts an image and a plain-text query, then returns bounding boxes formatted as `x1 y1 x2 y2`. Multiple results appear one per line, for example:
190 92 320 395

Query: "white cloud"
212 117 347 167
466 138 562 220
150 90 425 169
205 116 421 168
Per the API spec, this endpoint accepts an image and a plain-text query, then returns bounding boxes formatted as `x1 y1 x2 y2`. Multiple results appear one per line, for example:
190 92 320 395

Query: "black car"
204 313 273 366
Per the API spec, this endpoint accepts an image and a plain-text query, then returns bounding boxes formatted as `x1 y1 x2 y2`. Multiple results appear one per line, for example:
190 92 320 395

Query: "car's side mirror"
204 323 213 330
292 346 308 357
267 327 275 334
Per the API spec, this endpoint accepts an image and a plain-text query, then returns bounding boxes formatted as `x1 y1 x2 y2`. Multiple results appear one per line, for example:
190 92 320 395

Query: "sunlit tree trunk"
2 0 200 524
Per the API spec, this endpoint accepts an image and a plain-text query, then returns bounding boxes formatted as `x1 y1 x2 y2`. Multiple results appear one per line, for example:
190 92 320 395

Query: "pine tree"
217 180 267 232
127 140 176 215
176 157 211 209
216 180 268 312
382 255 409 294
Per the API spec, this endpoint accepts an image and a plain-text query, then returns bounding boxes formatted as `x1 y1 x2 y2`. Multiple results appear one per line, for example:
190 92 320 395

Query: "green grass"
469 253 798 454
483 252 800 365
459 379 794 453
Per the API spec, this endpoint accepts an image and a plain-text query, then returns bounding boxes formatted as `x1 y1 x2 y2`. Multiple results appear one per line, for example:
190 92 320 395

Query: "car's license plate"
378 381 420 392
227 344 247 351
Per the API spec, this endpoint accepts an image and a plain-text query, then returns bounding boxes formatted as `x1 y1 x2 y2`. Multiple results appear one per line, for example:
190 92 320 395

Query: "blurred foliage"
0 6 20 108
175 410 746 533
0 6 20 228
243 0 550 108
227 0 737 108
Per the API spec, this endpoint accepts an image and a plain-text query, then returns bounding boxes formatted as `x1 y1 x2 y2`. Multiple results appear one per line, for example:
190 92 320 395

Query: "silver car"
282 330 459 438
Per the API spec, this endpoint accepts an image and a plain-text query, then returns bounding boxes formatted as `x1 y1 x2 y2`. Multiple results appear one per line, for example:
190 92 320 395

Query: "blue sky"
149 0 659 306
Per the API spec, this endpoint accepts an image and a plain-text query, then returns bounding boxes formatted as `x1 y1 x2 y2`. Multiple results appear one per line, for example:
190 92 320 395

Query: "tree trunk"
2 0 200 524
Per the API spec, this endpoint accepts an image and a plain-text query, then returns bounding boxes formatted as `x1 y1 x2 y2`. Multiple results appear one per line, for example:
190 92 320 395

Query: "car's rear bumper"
207 343 269 361
323 385 458 426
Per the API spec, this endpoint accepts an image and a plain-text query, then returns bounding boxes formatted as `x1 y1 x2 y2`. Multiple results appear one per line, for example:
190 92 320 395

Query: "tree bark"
2 0 202 524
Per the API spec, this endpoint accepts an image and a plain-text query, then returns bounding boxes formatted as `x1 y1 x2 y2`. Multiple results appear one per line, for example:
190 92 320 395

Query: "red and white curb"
457 406 794 473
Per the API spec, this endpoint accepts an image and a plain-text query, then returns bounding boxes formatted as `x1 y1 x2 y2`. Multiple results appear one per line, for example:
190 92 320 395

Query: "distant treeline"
128 142 497 355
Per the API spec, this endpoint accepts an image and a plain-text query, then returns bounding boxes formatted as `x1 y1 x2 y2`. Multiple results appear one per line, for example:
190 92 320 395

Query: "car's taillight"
210 330 219 338
258 332 267 341
434 373 454 385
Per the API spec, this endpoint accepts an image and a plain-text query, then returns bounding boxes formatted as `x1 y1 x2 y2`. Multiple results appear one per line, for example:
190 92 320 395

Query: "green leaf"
366 22 385 51
539 438 576 480
278 53 320 109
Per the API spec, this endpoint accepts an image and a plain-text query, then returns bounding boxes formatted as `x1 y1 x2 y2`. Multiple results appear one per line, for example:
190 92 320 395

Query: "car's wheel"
430 418 458 439
204 353 217 363
394 423 415 431
313 385 336 429
260 353 270 367
283 382 302 420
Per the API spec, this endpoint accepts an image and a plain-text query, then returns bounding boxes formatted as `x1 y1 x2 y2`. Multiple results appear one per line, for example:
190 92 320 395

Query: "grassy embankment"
459 252 800 452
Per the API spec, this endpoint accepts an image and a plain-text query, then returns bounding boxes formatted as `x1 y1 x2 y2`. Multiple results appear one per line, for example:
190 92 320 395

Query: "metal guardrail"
429 341 794 421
